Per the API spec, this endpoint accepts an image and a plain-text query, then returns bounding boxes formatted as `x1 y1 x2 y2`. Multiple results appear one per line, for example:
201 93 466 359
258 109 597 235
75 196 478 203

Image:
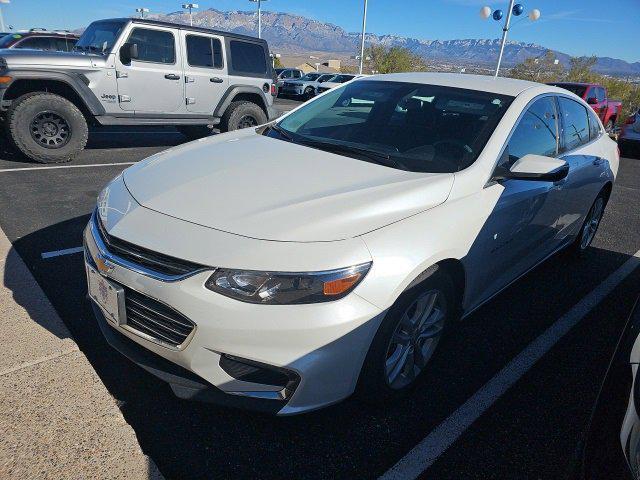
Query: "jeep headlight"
205 263 371 304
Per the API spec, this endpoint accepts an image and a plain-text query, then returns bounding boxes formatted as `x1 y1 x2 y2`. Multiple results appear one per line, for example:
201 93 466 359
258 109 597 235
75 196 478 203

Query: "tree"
363 45 428 74
273 56 283 69
566 56 598 83
508 50 564 83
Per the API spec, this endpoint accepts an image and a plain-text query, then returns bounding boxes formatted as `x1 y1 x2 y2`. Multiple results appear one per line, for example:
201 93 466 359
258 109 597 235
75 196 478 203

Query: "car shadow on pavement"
4 211 639 479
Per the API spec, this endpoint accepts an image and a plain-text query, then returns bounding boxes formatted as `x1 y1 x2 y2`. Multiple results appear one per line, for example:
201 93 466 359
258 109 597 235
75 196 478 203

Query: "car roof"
97 18 266 44
6 31 78 38
360 72 546 97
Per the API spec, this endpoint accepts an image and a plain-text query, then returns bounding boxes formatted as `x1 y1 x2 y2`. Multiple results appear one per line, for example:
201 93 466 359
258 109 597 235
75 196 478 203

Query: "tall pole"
0 9 4 32
495 0 515 77
258 0 262 38
358 0 368 75
189 6 193 26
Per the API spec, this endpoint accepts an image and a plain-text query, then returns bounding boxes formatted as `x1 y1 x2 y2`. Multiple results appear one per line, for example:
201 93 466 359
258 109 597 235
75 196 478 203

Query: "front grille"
95 213 206 278
124 286 195 348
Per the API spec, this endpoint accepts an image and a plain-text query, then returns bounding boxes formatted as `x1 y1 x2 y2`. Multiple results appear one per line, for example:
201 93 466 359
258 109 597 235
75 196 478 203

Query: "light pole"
182 3 199 26
135 7 149 18
358 0 368 75
0 0 10 33
480 3 540 77
249 0 269 39
270 52 280 68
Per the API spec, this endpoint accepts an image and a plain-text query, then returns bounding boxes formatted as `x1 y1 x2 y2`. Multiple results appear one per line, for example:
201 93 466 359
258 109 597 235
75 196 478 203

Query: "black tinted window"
559 97 590 151
229 40 266 74
508 97 558 162
596 87 605 102
186 35 223 68
15 37 54 50
128 28 175 64
588 109 601 140
293 70 302 78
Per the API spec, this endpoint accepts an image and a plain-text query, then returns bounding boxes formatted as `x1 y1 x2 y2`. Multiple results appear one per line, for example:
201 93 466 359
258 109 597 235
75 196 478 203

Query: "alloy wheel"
580 197 604 250
384 289 446 390
30 111 71 149
237 115 258 129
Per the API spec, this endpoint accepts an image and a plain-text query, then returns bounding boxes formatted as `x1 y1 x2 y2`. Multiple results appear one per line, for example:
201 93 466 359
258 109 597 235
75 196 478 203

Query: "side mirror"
508 154 569 182
587 97 598 105
119 42 138 64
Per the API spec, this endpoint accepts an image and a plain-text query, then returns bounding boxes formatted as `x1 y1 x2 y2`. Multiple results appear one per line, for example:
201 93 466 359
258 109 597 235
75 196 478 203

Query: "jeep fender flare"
214 85 270 118
3 70 106 116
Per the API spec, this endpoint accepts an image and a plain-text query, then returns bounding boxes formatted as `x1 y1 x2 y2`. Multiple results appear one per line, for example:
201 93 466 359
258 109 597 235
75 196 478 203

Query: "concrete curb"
0 227 163 479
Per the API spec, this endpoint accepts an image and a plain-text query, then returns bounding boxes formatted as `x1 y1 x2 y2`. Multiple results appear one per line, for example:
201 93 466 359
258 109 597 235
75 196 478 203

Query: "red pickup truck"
548 82 622 132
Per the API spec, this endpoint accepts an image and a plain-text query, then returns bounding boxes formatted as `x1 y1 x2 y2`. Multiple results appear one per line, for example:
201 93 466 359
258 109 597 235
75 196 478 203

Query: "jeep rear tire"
7 92 88 164
220 101 267 132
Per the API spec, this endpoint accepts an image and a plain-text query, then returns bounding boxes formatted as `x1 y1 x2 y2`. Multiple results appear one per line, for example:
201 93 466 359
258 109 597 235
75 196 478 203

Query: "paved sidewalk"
0 228 162 479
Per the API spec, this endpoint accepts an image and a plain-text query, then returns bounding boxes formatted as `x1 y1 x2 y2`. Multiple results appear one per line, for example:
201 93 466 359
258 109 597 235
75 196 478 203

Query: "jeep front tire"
7 92 89 163
220 101 267 132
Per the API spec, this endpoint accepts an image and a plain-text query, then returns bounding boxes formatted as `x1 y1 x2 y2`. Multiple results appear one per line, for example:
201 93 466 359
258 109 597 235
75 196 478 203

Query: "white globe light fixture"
480 2 541 77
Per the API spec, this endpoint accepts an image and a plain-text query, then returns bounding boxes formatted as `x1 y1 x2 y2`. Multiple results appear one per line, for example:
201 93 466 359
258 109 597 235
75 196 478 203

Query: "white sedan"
84 73 619 415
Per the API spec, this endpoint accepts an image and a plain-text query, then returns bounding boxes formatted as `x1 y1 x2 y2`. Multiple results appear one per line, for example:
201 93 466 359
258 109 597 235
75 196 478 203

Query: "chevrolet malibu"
84 73 619 415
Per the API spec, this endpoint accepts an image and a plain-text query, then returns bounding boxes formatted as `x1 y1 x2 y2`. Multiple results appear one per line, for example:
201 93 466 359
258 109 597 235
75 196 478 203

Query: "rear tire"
357 267 455 404
7 92 88 163
220 101 267 132
568 189 608 256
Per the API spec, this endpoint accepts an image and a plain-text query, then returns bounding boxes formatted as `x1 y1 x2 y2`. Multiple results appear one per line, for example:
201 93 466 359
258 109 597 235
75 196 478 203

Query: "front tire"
303 87 315 100
357 267 454 403
220 101 267 132
7 92 88 163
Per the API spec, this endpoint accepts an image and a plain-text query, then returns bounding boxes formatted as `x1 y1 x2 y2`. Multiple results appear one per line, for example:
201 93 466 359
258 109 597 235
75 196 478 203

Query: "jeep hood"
122 130 454 242
0 49 102 68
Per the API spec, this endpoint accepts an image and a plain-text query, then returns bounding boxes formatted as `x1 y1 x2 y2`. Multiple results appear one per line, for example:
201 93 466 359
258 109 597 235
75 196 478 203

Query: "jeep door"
182 31 229 114
114 25 184 113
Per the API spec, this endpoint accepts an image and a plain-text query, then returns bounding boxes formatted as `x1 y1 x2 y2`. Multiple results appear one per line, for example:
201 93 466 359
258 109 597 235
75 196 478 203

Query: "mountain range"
149 8 640 77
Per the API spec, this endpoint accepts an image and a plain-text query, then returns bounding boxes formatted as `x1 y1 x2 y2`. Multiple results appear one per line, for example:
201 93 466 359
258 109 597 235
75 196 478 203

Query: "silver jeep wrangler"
0 18 278 163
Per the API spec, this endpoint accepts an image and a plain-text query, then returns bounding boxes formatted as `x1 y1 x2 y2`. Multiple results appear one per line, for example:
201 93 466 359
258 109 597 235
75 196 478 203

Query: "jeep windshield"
267 80 514 173
74 20 126 54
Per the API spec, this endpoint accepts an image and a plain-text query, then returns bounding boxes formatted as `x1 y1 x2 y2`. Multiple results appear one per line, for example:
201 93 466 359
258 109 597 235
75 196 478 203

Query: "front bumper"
84 207 384 415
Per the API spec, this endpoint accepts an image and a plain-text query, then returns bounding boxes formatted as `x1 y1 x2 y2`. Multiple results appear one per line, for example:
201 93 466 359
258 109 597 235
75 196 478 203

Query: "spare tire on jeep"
7 92 88 164
220 101 267 132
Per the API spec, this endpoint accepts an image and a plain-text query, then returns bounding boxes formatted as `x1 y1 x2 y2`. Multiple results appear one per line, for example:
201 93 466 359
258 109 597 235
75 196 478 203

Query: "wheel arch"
214 85 269 118
405 258 466 319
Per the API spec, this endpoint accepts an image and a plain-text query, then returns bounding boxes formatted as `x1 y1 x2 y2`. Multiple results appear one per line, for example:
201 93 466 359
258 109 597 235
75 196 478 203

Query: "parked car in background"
579 296 640 479
619 108 640 157
0 18 277 163
316 74 365 93
275 67 302 90
548 82 622 133
85 73 618 415
279 72 336 99
0 29 78 52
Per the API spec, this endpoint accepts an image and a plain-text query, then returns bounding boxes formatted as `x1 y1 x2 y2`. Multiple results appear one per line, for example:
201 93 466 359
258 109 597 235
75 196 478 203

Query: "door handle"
210 77 224 83
164 73 181 80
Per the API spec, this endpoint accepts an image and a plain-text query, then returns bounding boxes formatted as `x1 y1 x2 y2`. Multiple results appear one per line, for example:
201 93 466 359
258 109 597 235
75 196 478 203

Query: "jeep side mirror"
119 42 138 64
587 97 598 105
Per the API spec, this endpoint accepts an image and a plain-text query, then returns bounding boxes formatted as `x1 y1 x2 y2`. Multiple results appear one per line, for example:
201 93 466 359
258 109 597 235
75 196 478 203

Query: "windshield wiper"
269 123 294 141
298 138 402 169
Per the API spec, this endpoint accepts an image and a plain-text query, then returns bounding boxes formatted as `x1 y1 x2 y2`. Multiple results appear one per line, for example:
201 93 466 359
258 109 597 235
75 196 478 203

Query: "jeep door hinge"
185 76 195 83
186 97 196 105
116 71 128 78
118 95 131 103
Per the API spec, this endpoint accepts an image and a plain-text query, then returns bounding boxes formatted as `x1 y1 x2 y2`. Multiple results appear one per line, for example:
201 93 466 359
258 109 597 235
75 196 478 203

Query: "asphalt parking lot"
1 100 639 478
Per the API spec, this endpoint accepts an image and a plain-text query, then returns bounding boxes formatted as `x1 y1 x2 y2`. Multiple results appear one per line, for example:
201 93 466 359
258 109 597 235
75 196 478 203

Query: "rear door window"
588 109 601 140
558 97 590 151
15 37 54 50
186 35 223 68
128 28 175 64
229 40 267 75
507 96 559 163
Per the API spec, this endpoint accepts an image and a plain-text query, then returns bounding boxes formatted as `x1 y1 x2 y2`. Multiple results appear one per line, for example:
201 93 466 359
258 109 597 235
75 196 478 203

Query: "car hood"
0 49 101 68
123 130 454 242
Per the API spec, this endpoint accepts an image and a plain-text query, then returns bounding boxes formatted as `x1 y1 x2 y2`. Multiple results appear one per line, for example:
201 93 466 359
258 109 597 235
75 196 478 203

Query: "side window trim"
557 95 593 155
125 27 177 65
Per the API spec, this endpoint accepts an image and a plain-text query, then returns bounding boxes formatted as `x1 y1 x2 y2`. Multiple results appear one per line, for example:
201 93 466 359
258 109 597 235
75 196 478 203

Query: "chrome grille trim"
90 211 212 282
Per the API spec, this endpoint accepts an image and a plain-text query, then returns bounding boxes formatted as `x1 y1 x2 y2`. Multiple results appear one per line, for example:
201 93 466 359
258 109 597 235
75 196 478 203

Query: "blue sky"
3 0 639 62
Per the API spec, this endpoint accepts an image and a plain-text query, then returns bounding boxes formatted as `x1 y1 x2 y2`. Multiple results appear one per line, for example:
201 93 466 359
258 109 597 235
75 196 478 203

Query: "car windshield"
318 74 336 82
74 20 125 54
332 75 355 83
549 83 587 98
0 33 20 48
301 73 321 81
268 80 514 173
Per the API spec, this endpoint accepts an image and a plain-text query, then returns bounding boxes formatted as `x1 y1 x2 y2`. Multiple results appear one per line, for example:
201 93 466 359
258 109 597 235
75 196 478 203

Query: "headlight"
204 262 371 304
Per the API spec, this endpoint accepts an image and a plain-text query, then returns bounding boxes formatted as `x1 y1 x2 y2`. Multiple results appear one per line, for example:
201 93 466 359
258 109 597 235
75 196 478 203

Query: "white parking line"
0 162 135 173
380 249 640 480
41 246 84 259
